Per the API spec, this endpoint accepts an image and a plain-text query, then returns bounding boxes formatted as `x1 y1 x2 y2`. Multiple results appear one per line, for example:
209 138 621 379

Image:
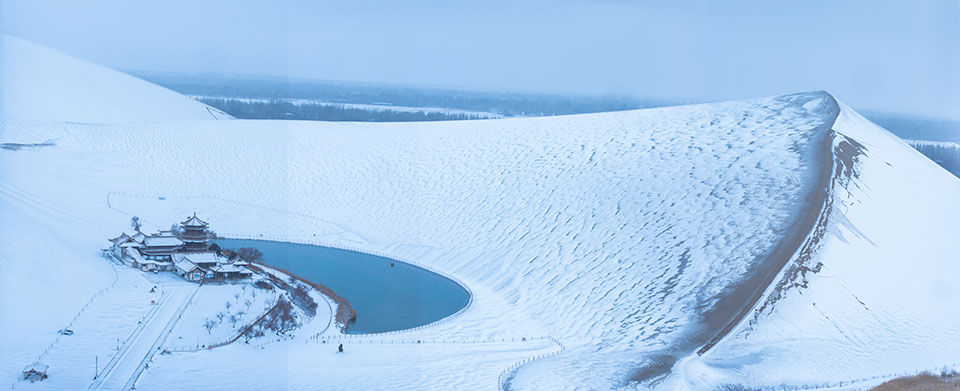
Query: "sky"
2 0 959 117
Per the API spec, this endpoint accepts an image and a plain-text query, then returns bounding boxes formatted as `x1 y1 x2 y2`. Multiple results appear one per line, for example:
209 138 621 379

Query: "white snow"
175 252 221 265
144 236 183 247
138 337 559 391
165 284 278 351
2 36 958 391
1 91 837 390
668 102 960 390
90 280 198 391
9 266 159 390
0 34 231 123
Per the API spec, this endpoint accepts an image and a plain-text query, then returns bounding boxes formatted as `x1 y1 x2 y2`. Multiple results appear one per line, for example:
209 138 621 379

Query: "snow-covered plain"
165 283 279 351
188 95 507 119
2 36 959 390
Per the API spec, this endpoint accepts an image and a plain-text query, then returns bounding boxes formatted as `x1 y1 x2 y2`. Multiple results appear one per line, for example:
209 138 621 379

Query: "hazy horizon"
3 0 958 118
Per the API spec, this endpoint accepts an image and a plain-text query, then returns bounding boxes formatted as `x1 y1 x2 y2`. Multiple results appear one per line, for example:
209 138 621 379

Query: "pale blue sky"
3 0 958 117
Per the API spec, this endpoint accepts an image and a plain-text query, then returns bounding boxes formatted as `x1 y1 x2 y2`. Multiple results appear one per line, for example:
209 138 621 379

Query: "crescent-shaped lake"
217 239 470 334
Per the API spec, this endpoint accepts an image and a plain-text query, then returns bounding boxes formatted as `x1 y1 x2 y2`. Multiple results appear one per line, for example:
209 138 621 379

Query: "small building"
174 258 204 281
108 233 133 262
211 263 253 280
137 258 174 272
177 251 221 269
109 235 146 267
22 362 48 382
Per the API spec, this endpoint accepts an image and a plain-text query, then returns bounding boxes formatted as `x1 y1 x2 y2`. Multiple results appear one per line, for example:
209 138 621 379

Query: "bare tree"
225 301 232 312
203 319 216 335
237 248 264 263
216 312 225 324
228 314 239 328
130 216 142 231
234 293 241 303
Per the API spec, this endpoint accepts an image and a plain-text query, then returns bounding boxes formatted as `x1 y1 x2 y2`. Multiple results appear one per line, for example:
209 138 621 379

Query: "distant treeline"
866 112 960 143
198 97 495 122
132 71 683 118
909 141 960 178
132 72 960 153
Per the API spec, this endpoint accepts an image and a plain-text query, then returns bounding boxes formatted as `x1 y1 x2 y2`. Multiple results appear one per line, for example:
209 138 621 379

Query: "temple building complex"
107 214 253 282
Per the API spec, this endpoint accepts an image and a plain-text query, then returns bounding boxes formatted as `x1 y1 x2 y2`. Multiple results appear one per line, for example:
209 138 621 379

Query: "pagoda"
180 213 211 251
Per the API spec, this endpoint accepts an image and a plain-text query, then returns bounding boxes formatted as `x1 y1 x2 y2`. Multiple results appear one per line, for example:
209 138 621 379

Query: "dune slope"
673 102 960 391
3 91 841 390
3 38 958 391
0 34 230 123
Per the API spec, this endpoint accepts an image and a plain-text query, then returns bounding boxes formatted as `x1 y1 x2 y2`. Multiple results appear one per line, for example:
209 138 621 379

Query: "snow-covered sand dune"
2 36 959 390
0 34 231 123
671 103 960 390
3 93 834 390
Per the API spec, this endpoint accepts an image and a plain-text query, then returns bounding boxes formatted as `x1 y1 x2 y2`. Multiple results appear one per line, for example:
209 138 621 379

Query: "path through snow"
90 281 197 390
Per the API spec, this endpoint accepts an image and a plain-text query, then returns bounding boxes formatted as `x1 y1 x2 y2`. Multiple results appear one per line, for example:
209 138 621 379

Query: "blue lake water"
216 239 470 334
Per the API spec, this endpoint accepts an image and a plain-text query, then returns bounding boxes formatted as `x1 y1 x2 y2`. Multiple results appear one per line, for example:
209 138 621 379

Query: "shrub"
237 248 264 263
260 298 298 334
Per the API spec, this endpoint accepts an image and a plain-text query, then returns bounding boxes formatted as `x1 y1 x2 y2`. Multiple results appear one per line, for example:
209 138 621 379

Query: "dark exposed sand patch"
697 132 836 353
871 372 960 391
629 92 842 384
750 132 865 324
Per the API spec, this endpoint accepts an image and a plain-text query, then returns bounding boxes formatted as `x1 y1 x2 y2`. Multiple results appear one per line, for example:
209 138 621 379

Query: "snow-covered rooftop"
109 232 131 245
211 264 249 274
180 214 208 227
119 240 143 248
174 259 199 273
178 252 221 265
144 236 183 247
23 362 48 373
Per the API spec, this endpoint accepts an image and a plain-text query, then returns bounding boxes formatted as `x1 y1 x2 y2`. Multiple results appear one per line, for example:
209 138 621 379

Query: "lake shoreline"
245 262 358 331
217 238 470 334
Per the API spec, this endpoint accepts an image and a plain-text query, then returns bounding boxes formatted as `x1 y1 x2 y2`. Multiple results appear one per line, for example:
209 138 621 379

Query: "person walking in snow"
338 343 343 353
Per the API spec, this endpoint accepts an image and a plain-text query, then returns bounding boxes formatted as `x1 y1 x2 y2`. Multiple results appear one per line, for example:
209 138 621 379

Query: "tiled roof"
180 213 208 227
